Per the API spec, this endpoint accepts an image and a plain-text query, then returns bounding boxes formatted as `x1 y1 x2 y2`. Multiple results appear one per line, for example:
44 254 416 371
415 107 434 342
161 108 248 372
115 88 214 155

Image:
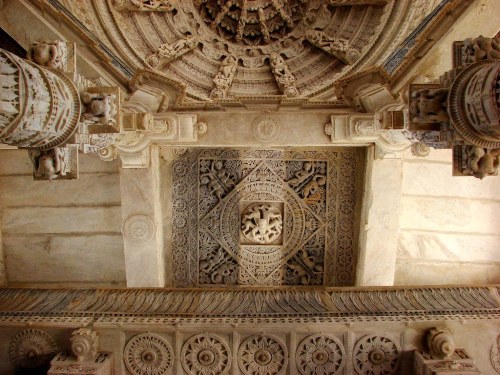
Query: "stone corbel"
115 113 206 168
147 36 199 69
27 39 76 73
114 0 174 11
305 30 361 65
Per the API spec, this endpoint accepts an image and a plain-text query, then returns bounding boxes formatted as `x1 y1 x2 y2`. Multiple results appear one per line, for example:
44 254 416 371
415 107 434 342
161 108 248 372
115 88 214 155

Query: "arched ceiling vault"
46 0 471 106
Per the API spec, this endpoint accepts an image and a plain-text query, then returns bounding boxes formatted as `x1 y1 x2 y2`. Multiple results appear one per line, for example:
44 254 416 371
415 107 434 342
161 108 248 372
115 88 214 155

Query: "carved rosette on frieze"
124 333 173 375
296 334 346 375
352 334 400 375
9 329 59 369
181 334 231 375
238 334 287 375
170 148 363 287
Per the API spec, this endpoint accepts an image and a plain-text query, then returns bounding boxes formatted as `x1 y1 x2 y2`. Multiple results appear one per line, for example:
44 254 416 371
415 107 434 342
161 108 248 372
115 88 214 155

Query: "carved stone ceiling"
165 147 365 287
53 0 445 102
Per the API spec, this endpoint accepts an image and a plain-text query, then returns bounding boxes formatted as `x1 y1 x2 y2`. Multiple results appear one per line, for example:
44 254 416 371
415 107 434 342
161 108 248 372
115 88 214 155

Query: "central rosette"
196 0 308 46
241 202 283 244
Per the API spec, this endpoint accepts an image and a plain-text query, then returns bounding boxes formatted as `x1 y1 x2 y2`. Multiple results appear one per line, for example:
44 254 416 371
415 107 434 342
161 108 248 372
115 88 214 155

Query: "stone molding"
0 286 497 324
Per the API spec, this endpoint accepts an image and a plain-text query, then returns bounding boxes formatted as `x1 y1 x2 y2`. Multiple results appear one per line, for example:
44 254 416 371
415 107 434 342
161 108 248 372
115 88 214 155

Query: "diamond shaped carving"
170 148 364 287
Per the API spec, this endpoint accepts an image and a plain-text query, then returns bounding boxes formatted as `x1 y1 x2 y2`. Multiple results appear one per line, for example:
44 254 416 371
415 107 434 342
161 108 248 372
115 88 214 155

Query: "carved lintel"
147 36 199 69
114 0 174 11
305 30 360 65
269 53 299 97
29 146 79 180
81 87 122 134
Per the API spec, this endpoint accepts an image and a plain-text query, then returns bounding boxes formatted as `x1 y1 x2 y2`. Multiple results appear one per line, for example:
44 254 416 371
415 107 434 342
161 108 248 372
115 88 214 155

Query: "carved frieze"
170 148 364 287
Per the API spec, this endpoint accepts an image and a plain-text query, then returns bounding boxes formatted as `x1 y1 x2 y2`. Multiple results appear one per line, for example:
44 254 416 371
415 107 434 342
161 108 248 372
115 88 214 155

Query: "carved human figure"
269 53 299 97
302 175 326 198
464 146 500 179
158 36 198 58
29 148 66 180
464 35 500 63
27 40 67 70
241 204 283 243
81 92 117 124
410 88 449 123
128 0 174 11
211 55 238 99
305 30 360 65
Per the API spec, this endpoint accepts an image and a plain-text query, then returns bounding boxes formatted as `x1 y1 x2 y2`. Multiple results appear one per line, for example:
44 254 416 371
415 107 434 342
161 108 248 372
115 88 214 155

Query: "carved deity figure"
29 148 66 180
269 53 299 97
464 35 500 63
305 30 360 65
410 88 449 123
241 204 283 244
148 36 198 67
464 146 500 179
128 0 174 11
27 40 67 70
81 92 117 124
211 55 238 99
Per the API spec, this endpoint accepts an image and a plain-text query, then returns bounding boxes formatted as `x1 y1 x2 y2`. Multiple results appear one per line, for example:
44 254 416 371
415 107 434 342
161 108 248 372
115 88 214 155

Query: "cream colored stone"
3 235 125 284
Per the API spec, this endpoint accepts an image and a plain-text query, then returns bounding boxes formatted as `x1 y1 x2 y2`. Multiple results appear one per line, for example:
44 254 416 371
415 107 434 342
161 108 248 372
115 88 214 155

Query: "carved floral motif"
9 329 58 369
124 333 173 375
296 334 346 375
238 334 287 375
353 334 400 375
181 334 231 375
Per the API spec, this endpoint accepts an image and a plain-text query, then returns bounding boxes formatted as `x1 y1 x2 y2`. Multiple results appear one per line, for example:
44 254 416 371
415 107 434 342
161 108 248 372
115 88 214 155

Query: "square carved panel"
169 148 364 287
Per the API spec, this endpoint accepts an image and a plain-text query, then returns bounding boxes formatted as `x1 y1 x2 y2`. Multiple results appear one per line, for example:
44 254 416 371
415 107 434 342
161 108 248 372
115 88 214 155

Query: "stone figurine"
410 88 449 123
27 40 67 70
464 146 500 179
464 35 500 63
81 92 117 124
29 148 66 180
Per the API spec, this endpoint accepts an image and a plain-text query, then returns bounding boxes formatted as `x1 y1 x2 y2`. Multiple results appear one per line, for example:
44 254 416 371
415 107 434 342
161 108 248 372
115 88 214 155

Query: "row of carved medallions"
123 332 401 375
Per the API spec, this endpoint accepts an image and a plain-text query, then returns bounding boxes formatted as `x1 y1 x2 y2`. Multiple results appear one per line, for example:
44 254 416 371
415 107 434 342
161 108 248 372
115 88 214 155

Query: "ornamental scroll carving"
170 148 362 287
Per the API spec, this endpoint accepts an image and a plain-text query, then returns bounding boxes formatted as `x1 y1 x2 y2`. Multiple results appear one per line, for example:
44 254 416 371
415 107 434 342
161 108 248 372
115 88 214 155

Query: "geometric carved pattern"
296 334 346 375
181 334 231 375
124 333 173 375
171 148 364 287
238 334 288 375
352 334 400 375
9 329 58 369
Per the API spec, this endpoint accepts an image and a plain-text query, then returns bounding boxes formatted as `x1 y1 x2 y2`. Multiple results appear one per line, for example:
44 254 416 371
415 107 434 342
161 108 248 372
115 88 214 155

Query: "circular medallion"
252 115 280 143
124 333 173 375
296 334 346 375
241 203 283 244
181 334 231 375
123 215 155 245
238 334 287 375
353 334 400 375
9 329 58 369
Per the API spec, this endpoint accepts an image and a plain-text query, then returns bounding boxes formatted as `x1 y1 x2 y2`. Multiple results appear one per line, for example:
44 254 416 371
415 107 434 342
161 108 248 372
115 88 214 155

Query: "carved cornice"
0 287 498 324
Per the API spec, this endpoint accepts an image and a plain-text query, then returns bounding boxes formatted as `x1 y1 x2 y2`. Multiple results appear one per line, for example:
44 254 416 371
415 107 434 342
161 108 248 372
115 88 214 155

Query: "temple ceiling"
52 0 447 103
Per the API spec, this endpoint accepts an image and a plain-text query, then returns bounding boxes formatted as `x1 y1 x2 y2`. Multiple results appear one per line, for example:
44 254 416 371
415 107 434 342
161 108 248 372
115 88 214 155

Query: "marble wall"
0 150 126 286
395 148 500 285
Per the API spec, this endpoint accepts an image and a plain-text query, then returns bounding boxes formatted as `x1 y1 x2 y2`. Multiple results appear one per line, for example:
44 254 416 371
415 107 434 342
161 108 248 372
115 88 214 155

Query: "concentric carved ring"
238 334 288 375
122 214 155 244
9 329 58 369
181 333 231 375
124 333 173 375
296 334 346 375
252 115 280 143
353 334 400 375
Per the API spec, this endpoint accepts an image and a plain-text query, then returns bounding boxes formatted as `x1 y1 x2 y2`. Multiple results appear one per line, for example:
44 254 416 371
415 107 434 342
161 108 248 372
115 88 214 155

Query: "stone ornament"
464 35 500 64
9 329 59 368
147 36 199 68
29 148 67 181
426 327 455 359
241 203 283 244
123 214 155 244
409 88 449 124
353 334 400 375
251 115 280 143
269 53 299 97
181 333 231 375
491 335 500 374
27 40 67 70
81 87 121 134
296 334 346 375
305 30 360 65
211 55 238 99
124 333 173 375
115 0 174 11
238 334 287 375
71 328 98 362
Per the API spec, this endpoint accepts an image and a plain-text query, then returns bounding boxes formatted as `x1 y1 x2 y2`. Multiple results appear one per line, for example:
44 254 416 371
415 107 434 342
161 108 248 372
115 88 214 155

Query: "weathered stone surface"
3 235 125 284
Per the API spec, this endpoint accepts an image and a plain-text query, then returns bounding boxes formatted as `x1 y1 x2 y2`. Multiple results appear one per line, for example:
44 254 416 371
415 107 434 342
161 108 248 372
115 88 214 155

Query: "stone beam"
356 146 403 286
120 146 165 287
